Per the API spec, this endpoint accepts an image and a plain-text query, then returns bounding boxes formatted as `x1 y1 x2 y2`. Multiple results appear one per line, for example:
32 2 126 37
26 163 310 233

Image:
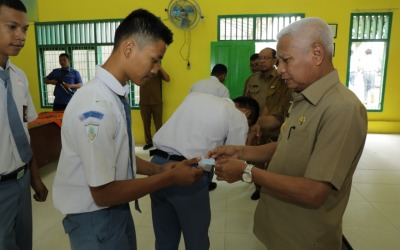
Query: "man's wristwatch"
241 164 254 183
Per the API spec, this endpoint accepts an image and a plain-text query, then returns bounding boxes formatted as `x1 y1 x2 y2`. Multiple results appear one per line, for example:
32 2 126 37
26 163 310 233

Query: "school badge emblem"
84 122 100 143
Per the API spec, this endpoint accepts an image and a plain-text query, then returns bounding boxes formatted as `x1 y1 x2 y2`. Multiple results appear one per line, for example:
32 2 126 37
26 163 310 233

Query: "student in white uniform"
190 64 230 98
189 63 231 191
0 1 48 249
150 93 260 250
52 9 203 250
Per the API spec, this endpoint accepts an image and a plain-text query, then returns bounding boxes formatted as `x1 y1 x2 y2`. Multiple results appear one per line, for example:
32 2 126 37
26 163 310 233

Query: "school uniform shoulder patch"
84 122 100 143
79 111 104 121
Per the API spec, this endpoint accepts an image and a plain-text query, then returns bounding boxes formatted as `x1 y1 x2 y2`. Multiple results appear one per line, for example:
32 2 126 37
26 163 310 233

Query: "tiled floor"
32 133 400 250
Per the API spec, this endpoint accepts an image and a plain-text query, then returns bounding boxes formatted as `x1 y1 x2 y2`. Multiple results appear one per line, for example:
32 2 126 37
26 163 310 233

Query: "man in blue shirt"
44 53 83 111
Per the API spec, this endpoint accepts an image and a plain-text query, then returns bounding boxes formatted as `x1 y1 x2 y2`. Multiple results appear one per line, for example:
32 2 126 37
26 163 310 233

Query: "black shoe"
143 143 153 150
251 190 260 200
208 182 217 191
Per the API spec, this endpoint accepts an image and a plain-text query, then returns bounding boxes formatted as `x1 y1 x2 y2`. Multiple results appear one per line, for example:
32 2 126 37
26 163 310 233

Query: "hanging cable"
179 30 192 69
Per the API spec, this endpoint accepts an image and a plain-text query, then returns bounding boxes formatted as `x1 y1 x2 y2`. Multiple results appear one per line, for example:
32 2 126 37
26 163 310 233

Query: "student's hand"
206 145 242 160
214 158 247 183
159 161 177 173
171 157 203 185
246 124 258 146
31 178 48 202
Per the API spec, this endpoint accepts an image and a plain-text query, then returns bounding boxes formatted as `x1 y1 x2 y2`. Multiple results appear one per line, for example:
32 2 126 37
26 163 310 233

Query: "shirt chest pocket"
249 85 260 95
266 86 277 97
64 74 76 84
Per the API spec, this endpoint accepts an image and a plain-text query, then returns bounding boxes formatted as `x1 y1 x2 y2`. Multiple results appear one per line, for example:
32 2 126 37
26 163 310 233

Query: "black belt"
0 164 28 182
150 149 186 162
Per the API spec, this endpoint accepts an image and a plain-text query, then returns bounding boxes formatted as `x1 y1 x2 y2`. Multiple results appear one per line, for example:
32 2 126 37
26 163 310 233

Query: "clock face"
242 173 252 183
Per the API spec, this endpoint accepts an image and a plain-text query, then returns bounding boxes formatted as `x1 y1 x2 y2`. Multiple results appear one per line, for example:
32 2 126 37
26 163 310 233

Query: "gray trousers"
0 170 32 250
63 203 136 250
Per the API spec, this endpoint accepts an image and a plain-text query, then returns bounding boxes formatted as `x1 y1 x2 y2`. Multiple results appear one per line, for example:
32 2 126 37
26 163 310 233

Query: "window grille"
219 14 304 41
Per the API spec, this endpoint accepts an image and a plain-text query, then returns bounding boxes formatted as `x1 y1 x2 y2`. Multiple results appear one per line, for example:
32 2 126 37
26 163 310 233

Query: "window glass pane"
348 42 386 110
219 15 302 41
72 49 96 83
97 45 113 64
255 42 278 53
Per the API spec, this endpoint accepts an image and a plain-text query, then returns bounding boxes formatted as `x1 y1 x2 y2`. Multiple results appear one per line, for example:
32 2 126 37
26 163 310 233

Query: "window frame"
346 12 392 112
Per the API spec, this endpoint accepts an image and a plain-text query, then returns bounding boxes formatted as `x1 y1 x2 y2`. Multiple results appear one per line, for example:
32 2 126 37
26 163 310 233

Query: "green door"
210 41 255 98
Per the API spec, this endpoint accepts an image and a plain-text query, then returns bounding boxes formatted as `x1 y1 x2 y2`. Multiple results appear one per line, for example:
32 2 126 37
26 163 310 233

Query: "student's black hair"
233 96 260 126
114 9 173 49
0 0 27 13
250 53 259 61
211 64 228 76
59 53 70 60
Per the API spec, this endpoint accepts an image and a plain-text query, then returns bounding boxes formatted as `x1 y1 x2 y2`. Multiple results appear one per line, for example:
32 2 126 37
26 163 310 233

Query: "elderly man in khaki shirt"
208 17 367 250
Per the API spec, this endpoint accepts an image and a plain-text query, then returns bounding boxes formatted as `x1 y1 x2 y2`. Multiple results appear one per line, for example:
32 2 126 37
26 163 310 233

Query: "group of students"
1 1 368 250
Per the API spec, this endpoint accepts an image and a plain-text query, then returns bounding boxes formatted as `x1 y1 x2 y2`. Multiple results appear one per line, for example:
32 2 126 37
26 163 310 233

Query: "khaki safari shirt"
254 70 368 250
139 73 162 105
245 68 292 140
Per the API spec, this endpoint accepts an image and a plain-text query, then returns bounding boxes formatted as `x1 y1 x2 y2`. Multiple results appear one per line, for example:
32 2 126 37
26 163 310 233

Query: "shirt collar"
298 69 341 106
95 65 129 97
223 97 235 106
1 59 15 72
259 68 279 80
210 75 220 82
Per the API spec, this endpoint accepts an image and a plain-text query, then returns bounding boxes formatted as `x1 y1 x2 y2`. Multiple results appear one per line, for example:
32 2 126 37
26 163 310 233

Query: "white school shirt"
190 76 230 98
0 60 37 174
153 92 248 158
53 66 135 214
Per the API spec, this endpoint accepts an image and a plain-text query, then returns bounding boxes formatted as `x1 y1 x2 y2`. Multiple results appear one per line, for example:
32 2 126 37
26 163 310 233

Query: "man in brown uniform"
140 66 170 150
244 47 292 200
243 53 260 95
209 17 367 250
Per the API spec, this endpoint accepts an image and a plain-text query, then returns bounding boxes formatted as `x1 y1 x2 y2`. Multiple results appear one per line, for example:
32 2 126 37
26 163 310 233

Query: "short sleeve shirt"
46 67 83 105
0 61 37 174
53 66 134 214
244 69 282 112
253 70 368 249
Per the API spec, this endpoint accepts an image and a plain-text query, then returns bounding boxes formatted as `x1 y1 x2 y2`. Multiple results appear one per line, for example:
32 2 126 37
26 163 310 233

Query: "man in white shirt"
190 63 231 191
190 63 230 98
149 92 259 250
52 9 203 250
0 1 48 249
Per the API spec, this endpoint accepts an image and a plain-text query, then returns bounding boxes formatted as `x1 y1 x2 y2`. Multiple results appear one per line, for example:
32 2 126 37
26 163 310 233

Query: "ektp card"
198 157 215 172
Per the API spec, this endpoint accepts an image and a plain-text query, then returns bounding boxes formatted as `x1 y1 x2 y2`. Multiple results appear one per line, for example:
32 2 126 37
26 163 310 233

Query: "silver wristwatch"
241 164 254 183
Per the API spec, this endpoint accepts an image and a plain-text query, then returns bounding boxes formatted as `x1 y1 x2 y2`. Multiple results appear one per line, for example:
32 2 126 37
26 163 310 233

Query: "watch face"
242 173 252 183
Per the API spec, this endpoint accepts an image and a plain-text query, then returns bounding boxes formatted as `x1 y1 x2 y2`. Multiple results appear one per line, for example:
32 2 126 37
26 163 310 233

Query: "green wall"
11 0 400 143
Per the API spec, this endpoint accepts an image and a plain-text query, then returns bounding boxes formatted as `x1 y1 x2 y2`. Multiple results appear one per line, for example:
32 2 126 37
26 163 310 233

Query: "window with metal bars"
218 14 304 41
35 20 140 109
347 13 392 111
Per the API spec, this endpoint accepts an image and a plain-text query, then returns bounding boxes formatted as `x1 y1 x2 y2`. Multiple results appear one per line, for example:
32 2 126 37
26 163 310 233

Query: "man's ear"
243 109 251 119
312 43 324 66
218 74 226 83
123 40 135 59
